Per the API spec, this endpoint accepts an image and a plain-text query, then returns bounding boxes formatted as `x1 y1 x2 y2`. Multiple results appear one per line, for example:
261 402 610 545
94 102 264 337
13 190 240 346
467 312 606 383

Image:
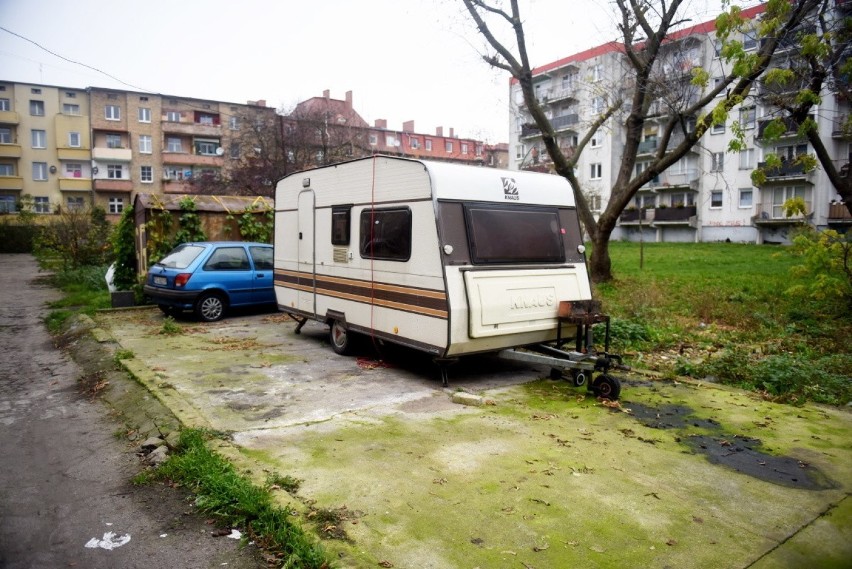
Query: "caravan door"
297 190 316 317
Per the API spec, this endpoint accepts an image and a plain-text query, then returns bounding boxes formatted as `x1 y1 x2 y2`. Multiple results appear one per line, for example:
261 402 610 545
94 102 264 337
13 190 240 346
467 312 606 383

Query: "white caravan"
274 156 614 391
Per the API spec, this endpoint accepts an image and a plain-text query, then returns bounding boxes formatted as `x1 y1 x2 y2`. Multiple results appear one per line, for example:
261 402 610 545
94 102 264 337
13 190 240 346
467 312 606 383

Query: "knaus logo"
502 177 519 201
509 291 555 310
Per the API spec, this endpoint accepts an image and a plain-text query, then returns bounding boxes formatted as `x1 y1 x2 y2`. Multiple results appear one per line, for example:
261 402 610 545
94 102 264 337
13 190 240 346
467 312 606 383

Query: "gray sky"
0 0 736 143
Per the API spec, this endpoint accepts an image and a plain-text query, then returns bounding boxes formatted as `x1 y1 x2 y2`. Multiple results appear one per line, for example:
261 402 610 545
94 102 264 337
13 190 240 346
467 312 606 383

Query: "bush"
0 222 40 253
36 207 111 269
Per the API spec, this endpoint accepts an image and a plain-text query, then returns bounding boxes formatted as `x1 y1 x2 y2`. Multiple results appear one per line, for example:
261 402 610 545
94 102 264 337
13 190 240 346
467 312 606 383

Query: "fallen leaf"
532 544 549 552
693 516 704 524
666 539 677 546
378 561 394 568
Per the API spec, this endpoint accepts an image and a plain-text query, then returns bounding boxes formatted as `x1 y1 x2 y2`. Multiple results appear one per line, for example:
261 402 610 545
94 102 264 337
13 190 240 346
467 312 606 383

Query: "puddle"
627 402 835 490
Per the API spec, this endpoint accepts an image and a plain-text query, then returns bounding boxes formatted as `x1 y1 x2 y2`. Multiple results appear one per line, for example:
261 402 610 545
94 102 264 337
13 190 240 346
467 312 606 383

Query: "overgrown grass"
43 264 111 318
596 242 851 405
154 429 332 568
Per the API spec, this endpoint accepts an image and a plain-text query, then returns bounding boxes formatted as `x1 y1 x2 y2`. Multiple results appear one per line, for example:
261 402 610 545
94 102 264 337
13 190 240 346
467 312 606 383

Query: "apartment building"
0 81 278 218
509 3 851 244
288 90 507 168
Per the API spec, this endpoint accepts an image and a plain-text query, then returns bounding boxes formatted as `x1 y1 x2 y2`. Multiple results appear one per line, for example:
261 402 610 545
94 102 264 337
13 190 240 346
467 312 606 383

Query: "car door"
201 246 254 307
249 245 275 303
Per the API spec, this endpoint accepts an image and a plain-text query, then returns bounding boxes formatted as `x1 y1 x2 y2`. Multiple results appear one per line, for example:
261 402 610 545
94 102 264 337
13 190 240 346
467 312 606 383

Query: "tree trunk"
589 234 613 283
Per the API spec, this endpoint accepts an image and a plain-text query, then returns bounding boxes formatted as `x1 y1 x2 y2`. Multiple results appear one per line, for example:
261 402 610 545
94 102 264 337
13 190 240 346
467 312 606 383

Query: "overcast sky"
0 0 740 143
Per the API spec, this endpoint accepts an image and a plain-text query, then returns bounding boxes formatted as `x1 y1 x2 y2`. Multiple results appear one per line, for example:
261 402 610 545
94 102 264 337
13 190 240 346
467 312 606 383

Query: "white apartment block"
508 3 851 244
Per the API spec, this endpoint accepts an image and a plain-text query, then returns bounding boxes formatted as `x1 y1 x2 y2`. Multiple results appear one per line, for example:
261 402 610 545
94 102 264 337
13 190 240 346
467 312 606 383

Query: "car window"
249 246 273 270
156 244 205 269
203 247 250 271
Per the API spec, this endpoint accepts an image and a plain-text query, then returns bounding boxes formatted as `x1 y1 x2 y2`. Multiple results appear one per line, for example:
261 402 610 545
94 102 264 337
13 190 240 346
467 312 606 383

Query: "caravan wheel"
591 374 621 400
329 320 354 355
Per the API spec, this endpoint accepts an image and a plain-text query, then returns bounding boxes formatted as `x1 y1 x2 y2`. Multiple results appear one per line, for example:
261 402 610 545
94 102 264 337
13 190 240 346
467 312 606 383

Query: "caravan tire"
329 320 354 355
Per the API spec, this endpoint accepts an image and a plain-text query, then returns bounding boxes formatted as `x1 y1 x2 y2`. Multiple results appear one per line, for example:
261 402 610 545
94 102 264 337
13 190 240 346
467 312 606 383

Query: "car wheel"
195 292 226 322
329 320 354 355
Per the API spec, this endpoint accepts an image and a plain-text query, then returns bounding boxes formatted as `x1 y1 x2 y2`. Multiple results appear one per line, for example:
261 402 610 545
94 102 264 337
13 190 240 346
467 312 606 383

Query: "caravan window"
331 205 352 246
359 207 412 261
464 203 565 264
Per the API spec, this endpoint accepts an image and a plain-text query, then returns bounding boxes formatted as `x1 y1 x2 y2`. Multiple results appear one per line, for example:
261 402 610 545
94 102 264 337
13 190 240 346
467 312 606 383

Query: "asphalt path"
0 254 266 569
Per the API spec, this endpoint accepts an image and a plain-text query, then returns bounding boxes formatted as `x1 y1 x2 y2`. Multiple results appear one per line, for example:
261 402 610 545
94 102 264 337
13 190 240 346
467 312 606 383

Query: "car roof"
180 241 271 247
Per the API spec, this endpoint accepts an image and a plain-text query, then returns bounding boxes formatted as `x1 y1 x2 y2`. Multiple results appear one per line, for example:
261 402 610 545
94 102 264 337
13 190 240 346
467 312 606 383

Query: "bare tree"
461 0 822 282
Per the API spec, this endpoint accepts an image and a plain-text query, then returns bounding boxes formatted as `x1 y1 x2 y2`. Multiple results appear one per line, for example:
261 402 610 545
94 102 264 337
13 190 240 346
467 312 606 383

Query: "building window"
230 143 240 159
197 113 215 125
369 134 377 145
0 98 10 111
590 163 602 179
738 188 753 208
516 144 525 160
445 141 453 152
710 190 723 208
0 164 14 176
65 163 83 177
33 162 48 181
31 129 46 148
0 127 10 144
386 134 397 147
587 193 602 212
671 192 694 207
66 196 84 211
425 139 432 151
739 148 754 169
770 185 810 218
166 111 180 122
34 196 50 213
591 136 602 148
63 103 80 115
0 195 16 213
592 63 603 82
105 105 121 120
713 76 724 95
743 29 758 50
461 143 469 154
167 138 182 152
195 140 218 155
410 137 419 149
108 197 124 214
30 100 45 116
476 145 483 157
229 116 240 130
107 164 123 179
139 135 152 153
739 106 756 130
138 107 151 122
711 152 724 172
65 91 76 98
68 131 81 148
591 96 605 114
140 165 153 183
106 134 122 148
712 121 725 134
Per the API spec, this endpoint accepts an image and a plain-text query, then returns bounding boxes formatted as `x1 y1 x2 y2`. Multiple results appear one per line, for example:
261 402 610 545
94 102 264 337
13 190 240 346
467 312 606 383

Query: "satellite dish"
216 147 224 156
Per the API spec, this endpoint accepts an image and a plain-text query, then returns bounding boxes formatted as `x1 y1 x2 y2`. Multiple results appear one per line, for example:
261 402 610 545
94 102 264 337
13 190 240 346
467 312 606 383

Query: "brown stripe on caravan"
274 270 448 319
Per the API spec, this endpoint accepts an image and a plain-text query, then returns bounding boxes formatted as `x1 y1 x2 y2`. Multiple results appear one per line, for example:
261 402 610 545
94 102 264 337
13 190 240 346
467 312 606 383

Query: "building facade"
508 3 851 244
0 81 278 219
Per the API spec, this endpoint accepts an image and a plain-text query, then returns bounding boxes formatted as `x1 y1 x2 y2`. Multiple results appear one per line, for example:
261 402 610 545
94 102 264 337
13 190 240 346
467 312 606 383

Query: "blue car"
143 241 276 322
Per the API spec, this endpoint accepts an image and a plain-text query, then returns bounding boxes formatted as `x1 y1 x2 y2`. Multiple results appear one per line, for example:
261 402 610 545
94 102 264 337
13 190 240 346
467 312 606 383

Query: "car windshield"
156 244 205 269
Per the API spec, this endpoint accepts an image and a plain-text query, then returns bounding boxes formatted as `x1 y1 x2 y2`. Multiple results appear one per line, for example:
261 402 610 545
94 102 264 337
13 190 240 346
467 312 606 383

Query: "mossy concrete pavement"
95 308 851 568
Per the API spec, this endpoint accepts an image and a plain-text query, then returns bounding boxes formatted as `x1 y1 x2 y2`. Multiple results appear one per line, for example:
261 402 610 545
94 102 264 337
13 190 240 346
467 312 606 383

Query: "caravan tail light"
174 273 192 287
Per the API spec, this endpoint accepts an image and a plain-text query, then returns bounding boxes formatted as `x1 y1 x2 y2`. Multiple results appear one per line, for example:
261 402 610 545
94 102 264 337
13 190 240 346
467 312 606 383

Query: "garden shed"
132 193 273 273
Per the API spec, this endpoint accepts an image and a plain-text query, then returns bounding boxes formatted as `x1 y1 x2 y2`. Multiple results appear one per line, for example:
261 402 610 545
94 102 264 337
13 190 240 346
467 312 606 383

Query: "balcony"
637 138 659 155
552 113 579 131
653 205 697 224
59 177 93 192
650 169 700 190
0 110 20 125
619 208 653 224
162 121 221 136
756 160 810 182
0 143 22 158
832 115 850 139
92 147 132 162
0 176 24 190
93 179 133 193
752 201 813 225
57 148 91 160
162 152 224 167
827 202 852 224
757 115 812 140
520 123 541 139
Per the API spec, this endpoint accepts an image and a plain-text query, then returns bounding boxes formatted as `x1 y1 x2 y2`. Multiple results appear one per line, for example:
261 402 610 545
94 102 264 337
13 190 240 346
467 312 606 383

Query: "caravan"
273 156 618 394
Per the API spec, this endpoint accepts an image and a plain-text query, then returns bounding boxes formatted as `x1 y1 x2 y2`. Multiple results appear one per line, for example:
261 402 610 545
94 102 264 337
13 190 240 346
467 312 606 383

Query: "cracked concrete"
94 306 852 568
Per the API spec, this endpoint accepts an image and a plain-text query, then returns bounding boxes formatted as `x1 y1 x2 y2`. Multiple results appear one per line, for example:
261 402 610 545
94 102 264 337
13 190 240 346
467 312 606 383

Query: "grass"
153 429 332 568
595 242 851 405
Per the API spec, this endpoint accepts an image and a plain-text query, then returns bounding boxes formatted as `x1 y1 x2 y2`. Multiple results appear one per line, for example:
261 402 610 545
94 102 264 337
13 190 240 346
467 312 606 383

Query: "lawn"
595 242 851 405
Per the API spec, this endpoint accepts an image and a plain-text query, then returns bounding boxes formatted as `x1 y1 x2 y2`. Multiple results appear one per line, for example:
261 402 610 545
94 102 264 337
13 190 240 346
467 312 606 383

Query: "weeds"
155 429 330 568
267 472 302 494
159 317 183 336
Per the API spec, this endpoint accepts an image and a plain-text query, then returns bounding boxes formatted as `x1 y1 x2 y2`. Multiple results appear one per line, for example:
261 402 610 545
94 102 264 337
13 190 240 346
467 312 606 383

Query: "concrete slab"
97 308 852 568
